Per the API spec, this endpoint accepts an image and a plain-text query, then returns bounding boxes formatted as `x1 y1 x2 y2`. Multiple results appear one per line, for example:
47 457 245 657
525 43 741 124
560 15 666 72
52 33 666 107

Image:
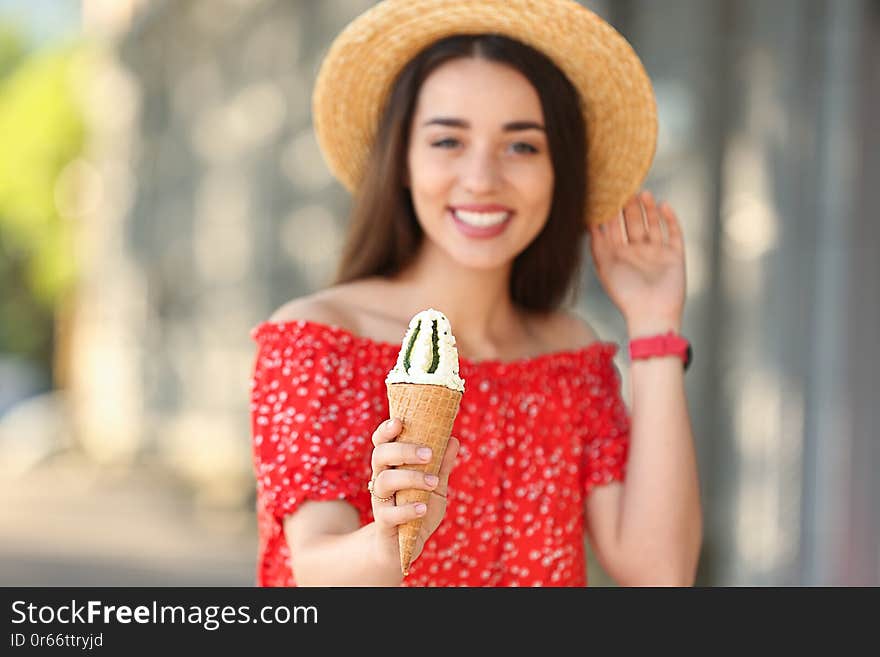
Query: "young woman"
250 0 702 587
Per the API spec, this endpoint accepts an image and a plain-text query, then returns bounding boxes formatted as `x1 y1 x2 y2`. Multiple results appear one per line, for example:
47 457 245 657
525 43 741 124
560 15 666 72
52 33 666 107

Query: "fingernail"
417 447 431 461
425 474 439 486
414 503 427 515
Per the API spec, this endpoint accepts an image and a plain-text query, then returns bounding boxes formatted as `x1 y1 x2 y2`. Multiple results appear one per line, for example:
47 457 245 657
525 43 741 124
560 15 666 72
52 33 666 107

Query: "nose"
460 144 501 195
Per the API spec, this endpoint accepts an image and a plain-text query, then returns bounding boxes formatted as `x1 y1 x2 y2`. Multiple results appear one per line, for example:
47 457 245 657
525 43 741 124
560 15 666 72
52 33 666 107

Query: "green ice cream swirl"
428 319 439 374
403 321 421 372
403 318 440 374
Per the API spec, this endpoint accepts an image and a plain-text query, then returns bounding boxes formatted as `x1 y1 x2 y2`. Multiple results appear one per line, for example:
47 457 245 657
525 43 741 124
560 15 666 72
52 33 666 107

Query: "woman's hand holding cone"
369 417 460 574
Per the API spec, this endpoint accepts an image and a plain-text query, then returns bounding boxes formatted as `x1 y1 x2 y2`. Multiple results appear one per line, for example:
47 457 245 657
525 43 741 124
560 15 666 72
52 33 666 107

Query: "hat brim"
312 0 657 227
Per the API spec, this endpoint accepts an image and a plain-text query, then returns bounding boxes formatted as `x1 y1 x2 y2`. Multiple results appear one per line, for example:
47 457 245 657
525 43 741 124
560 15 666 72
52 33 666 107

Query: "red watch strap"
629 331 692 370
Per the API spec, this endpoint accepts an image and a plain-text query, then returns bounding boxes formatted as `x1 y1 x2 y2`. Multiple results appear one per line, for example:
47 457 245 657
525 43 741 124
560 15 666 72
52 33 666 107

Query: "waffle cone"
386 381 462 576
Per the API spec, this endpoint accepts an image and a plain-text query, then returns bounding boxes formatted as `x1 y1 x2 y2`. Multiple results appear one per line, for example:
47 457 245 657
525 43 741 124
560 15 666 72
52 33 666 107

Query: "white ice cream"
385 308 465 393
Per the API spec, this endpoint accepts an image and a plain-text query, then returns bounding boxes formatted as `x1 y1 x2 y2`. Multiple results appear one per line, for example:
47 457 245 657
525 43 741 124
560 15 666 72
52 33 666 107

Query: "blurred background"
0 0 877 587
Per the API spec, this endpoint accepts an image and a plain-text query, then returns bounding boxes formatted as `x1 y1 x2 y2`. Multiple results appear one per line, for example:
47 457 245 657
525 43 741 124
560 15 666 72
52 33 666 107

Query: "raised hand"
589 190 687 330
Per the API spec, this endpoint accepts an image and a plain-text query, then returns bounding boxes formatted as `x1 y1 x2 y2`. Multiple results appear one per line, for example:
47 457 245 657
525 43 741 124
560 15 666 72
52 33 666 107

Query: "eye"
510 142 539 154
431 138 460 149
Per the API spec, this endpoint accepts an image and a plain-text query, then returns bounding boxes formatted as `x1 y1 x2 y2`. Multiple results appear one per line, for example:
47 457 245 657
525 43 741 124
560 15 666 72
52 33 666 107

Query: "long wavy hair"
330 34 588 312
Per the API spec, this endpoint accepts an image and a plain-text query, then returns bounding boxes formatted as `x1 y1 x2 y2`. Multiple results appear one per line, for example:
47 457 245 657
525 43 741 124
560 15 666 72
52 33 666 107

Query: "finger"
371 441 432 472
372 467 439 501
433 436 460 498
642 190 664 243
371 417 402 448
623 193 649 243
373 502 428 530
368 480 396 508
606 210 626 247
660 202 684 250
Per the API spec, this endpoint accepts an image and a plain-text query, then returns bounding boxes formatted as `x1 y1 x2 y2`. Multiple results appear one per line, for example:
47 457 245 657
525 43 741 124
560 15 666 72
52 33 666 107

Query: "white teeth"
453 209 511 227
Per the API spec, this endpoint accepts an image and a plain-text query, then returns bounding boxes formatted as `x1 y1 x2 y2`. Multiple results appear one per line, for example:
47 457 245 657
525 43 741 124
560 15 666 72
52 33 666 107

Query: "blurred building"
63 0 879 585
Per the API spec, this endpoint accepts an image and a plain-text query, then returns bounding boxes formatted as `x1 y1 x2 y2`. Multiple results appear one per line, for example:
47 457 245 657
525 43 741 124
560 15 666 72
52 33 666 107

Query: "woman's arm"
586 316 702 586
284 502 404 587
282 421 460 587
586 191 702 586
265 297 404 586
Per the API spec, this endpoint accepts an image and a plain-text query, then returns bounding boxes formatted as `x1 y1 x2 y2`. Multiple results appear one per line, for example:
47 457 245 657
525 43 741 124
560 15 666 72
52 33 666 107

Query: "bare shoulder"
268 277 411 344
539 308 600 352
267 289 356 330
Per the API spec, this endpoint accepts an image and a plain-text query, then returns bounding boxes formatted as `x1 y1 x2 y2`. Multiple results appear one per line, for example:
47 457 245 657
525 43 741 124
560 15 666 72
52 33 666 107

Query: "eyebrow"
421 117 546 132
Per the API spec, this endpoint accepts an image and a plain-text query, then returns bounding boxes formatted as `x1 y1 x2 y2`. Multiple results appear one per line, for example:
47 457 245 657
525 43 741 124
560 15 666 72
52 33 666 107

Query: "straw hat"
312 0 657 228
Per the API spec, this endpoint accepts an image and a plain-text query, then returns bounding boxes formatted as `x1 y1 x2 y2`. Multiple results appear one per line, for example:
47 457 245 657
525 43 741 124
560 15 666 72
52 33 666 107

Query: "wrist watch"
628 331 692 371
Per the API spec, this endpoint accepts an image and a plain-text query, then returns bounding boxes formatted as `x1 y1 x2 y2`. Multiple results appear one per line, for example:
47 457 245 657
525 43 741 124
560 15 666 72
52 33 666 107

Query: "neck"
390 241 531 357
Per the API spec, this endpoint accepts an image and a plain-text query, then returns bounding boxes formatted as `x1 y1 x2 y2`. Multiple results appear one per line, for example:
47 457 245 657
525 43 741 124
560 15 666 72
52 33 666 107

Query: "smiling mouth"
450 208 513 227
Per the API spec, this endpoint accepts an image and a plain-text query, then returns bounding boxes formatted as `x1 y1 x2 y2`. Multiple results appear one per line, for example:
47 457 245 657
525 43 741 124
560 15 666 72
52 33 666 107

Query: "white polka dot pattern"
249 319 630 587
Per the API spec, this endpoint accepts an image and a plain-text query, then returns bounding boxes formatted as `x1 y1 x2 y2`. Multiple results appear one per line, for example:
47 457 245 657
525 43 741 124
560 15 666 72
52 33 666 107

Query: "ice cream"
385 308 465 576
385 308 465 392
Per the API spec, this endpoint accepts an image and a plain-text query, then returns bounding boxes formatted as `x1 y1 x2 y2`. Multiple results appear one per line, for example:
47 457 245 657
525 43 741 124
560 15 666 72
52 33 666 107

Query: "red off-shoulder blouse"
249 319 630 587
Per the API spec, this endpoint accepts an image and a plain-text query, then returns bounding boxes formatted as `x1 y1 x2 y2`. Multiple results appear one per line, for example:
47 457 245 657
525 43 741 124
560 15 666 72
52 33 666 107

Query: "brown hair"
330 34 588 311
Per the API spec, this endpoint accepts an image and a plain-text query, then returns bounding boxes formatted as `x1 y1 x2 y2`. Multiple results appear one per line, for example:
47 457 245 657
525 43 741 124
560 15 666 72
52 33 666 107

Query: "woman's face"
406 57 554 270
